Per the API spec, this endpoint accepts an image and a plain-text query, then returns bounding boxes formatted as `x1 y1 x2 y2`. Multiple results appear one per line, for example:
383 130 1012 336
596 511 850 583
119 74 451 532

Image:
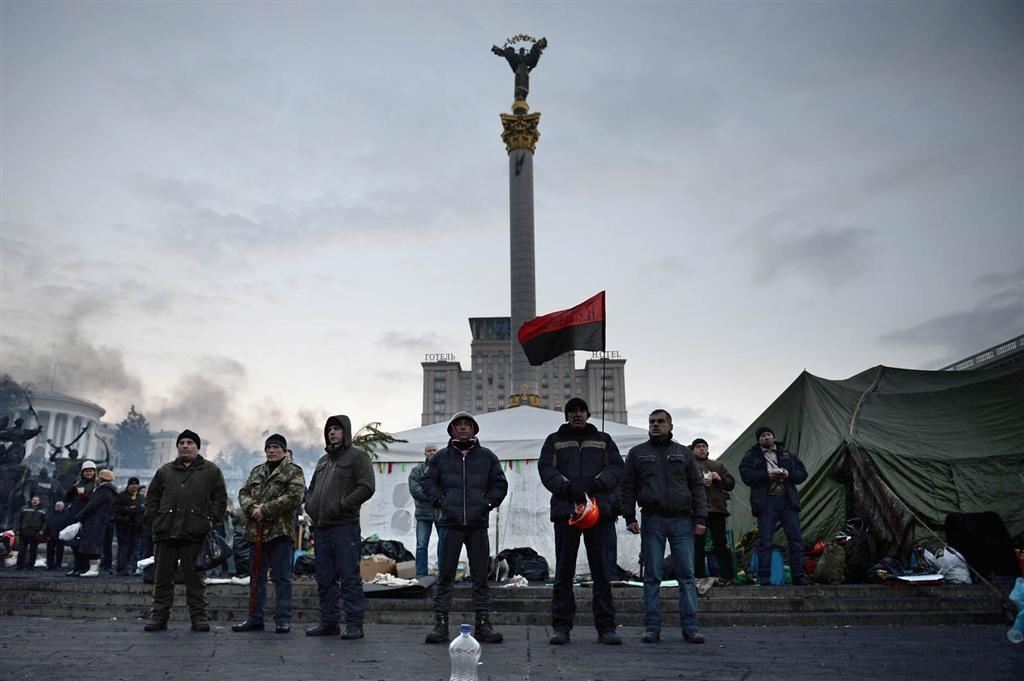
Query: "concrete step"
0 601 1003 627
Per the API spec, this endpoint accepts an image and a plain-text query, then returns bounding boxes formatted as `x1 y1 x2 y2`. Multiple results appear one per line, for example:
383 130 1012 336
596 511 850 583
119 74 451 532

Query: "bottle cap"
460 624 472 634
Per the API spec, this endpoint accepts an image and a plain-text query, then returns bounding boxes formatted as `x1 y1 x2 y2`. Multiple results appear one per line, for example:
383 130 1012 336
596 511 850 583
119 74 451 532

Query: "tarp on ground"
358 406 652 575
716 364 1024 556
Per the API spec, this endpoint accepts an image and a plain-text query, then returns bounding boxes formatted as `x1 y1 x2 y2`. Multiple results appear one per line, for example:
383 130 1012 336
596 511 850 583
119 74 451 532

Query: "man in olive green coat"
143 429 227 632
233 433 306 634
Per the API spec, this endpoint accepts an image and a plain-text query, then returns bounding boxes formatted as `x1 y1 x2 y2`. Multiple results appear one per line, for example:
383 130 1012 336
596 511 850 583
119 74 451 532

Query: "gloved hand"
568 483 587 504
432 498 442 509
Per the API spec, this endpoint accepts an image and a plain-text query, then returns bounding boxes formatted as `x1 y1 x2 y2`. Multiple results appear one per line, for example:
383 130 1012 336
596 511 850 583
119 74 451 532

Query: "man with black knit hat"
422 411 508 645
233 433 306 633
739 426 809 586
305 415 375 640
143 429 228 632
622 409 707 645
691 438 736 583
539 397 624 646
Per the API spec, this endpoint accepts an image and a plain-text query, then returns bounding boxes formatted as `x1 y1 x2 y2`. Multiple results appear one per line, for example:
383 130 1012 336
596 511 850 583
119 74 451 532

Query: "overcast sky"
2 1 1021 454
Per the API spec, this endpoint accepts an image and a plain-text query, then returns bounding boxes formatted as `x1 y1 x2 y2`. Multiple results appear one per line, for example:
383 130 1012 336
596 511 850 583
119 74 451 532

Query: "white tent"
359 406 651 576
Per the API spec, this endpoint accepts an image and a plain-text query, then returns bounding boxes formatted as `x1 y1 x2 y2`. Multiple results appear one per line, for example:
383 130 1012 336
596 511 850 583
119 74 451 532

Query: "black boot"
424 611 450 644
474 611 503 644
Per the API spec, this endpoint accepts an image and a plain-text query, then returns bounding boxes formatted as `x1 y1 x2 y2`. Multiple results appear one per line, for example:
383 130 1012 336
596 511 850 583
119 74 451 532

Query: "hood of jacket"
324 414 353 453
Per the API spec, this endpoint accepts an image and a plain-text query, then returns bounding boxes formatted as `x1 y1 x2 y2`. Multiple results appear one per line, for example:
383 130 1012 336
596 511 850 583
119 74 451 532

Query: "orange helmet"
568 494 600 530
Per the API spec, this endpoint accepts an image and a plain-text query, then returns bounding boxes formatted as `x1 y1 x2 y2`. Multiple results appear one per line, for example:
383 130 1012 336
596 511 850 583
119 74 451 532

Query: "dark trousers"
433 525 491 613
72 550 89 572
100 523 114 570
116 525 141 572
313 524 364 626
47 539 65 569
249 536 294 625
694 512 734 579
551 519 616 634
16 538 40 569
756 496 803 584
604 518 619 582
150 539 205 623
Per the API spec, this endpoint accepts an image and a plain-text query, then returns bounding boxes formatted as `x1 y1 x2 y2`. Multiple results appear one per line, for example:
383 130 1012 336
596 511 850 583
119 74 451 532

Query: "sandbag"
924 546 971 584
813 541 846 584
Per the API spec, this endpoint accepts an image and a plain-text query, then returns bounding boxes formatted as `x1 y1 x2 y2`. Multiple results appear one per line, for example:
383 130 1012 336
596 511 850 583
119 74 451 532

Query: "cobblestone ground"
0 617 1021 680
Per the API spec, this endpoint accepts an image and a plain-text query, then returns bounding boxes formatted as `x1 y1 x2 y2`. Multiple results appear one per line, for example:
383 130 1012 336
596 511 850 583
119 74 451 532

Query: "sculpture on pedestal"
492 35 548 113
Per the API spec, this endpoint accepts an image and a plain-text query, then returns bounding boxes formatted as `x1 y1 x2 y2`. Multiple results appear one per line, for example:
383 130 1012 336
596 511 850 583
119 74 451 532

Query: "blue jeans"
415 519 446 577
641 512 699 634
249 536 294 625
313 524 365 626
756 496 803 584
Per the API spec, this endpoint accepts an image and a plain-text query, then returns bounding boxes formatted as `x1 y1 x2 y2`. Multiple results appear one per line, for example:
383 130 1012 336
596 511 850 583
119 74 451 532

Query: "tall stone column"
501 111 542 405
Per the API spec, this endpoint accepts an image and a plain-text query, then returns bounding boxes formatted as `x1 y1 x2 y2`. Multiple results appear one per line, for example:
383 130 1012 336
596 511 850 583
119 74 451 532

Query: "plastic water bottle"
1008 612 1024 644
449 623 480 681
1009 577 1024 644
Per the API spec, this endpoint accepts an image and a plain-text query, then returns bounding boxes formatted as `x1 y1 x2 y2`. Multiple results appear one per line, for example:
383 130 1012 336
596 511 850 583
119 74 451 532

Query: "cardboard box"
394 560 416 580
360 556 396 582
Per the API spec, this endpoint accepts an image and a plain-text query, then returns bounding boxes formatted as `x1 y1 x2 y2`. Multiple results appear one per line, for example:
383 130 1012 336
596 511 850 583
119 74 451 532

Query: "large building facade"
421 317 627 426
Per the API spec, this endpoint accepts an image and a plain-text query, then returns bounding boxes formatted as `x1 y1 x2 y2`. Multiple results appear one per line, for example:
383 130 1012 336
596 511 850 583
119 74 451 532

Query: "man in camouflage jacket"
232 433 306 634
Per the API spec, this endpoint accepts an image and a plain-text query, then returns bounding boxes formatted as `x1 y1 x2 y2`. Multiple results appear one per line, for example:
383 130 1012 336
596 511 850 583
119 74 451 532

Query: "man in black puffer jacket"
538 397 624 646
422 412 507 645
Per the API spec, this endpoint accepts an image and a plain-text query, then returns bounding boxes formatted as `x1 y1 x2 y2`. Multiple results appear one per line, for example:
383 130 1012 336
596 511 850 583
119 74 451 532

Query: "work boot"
598 630 622 645
304 623 341 636
641 629 660 643
474 611 503 644
81 560 100 577
232 619 265 632
191 619 210 632
143 620 167 632
683 630 705 644
340 624 364 640
424 611 450 644
549 629 570 645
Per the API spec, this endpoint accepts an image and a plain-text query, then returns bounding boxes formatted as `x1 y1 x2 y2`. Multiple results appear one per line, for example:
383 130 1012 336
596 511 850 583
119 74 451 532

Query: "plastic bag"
194 529 232 571
58 522 81 542
923 546 971 584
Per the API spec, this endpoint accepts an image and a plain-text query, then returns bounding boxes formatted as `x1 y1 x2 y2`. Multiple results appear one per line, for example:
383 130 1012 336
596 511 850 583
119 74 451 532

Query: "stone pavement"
0 616 1021 681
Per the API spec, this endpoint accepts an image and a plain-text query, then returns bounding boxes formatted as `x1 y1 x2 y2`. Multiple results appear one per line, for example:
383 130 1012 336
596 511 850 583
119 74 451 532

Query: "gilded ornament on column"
500 112 542 153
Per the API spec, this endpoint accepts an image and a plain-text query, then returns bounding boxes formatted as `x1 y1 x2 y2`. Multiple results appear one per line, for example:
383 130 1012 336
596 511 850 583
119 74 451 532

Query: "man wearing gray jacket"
304 415 375 640
408 444 445 577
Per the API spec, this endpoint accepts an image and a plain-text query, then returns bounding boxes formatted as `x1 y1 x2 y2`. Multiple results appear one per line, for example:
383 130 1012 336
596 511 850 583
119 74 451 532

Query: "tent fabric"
717 365 1024 556
357 406 652 575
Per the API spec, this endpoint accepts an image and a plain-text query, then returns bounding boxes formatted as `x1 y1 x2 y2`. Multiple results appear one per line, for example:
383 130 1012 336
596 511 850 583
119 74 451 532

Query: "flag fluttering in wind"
517 291 606 366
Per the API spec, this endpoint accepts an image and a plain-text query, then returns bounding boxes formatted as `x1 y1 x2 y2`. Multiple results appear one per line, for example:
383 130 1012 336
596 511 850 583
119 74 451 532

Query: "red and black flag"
517 291 606 366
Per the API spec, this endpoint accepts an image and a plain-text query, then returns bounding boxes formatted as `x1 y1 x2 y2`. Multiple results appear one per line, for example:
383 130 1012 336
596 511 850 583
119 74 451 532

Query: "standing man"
621 409 707 645
304 415 375 640
691 438 736 583
538 397 624 646
45 500 72 570
408 443 445 577
422 412 507 645
113 476 145 576
143 429 227 632
739 426 809 586
233 433 306 634
16 495 46 570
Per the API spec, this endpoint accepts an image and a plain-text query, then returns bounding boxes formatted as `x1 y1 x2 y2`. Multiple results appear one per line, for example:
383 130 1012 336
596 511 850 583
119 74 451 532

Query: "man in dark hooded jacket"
304 415 375 640
422 411 508 645
142 429 228 632
538 397 625 645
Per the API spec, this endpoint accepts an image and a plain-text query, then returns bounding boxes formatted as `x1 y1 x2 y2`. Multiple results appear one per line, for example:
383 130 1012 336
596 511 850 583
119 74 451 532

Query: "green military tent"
717 364 1024 560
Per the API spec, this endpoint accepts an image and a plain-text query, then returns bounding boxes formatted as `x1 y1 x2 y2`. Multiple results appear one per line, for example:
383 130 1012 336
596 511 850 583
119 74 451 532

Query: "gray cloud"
974 266 1024 290
378 331 447 353
628 401 740 450
878 289 1024 366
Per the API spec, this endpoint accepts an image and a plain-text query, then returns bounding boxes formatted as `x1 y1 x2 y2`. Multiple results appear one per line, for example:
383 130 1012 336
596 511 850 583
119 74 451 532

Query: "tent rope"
847 366 885 439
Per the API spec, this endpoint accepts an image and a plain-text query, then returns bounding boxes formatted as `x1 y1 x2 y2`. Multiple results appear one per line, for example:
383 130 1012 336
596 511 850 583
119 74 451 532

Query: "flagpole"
601 354 607 432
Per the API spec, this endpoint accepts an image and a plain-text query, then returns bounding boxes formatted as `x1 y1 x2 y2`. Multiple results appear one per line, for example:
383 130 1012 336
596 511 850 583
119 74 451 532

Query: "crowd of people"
3 400 810 648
